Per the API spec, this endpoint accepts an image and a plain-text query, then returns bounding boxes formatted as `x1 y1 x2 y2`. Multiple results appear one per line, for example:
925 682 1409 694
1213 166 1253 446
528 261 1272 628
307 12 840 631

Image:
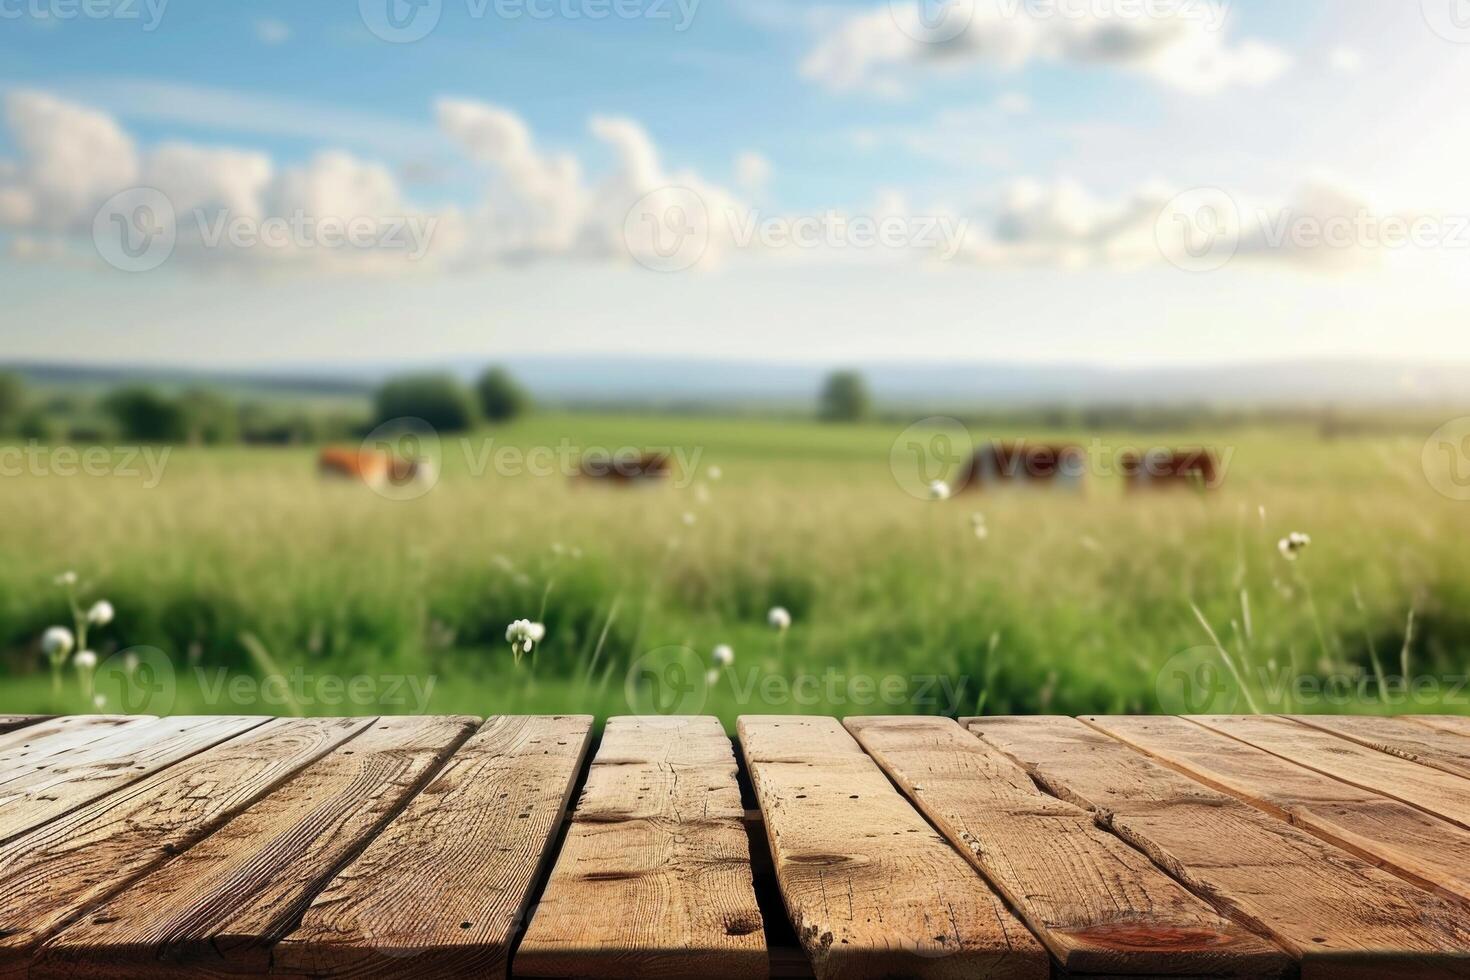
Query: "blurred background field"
4 386 1468 724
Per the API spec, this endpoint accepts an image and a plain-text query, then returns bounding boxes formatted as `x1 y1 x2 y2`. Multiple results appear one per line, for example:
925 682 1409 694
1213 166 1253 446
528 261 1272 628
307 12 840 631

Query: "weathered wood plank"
517 716 767 979
275 715 594 980
1191 715 1470 832
0 715 267 845
1085 715 1470 905
32 716 478 979
966 717 1470 979
1287 715 1470 782
0 716 49 735
1408 716 1470 739
0 717 370 980
0 715 155 782
740 716 1047 980
846 716 1287 977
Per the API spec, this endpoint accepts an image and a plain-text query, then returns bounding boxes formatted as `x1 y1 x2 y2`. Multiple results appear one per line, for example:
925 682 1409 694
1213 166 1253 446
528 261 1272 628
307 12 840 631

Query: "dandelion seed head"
87 600 115 627
767 607 792 631
41 626 75 659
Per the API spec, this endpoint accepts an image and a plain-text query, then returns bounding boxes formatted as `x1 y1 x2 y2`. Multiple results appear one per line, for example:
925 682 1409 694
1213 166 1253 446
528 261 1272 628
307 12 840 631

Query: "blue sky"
2 0 1469 367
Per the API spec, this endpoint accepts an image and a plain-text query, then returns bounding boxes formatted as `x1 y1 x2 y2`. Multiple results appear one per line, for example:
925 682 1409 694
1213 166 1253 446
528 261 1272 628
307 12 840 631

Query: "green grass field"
3 413 1468 724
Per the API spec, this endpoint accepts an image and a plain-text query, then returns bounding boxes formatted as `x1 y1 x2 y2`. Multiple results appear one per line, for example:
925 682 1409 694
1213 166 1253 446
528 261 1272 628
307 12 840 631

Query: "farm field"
3 412 1468 724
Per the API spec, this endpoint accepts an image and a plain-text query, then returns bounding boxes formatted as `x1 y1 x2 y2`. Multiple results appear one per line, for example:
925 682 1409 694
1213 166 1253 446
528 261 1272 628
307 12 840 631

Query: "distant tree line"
0 367 531 445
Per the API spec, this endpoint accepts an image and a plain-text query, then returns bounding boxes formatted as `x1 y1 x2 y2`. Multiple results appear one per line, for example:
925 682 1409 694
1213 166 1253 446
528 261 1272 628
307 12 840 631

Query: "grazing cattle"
318 447 425 488
959 441 1087 492
1121 449 1222 491
577 452 672 485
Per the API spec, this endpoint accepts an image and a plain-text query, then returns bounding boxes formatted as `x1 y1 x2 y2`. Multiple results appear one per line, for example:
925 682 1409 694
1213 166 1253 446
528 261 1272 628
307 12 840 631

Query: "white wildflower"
41 626 75 660
87 600 115 626
705 668 721 686
505 619 546 658
707 465 723 480
55 571 78 587
971 512 988 540
927 480 952 501
1278 532 1312 561
712 644 735 667
73 650 98 671
92 694 107 710
768 607 792 631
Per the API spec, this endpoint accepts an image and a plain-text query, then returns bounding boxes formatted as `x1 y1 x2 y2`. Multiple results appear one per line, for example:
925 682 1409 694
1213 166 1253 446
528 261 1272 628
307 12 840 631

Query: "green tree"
475 367 530 423
102 387 188 442
373 374 477 433
0 372 24 434
818 370 871 423
178 388 239 445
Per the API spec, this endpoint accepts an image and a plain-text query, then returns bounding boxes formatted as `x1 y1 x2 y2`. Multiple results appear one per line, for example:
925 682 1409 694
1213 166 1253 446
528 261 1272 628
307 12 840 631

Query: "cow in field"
959 441 1087 492
577 452 672 485
1121 449 1222 491
318 447 426 488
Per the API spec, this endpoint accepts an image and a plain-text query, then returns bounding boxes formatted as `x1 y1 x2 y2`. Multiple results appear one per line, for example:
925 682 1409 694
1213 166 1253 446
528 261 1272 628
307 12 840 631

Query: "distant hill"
4 357 1467 410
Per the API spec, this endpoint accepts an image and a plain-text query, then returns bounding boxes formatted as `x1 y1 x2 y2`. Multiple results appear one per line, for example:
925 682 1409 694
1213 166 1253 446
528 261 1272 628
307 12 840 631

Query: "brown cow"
318 447 425 488
958 441 1087 492
576 452 672 485
1121 449 1222 491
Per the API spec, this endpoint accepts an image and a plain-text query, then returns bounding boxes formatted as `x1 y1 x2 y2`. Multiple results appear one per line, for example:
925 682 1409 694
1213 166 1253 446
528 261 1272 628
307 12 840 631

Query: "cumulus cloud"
802 0 1291 96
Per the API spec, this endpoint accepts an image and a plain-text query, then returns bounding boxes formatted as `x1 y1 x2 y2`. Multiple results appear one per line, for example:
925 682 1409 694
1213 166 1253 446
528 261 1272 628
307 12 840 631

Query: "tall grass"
2 414 1467 723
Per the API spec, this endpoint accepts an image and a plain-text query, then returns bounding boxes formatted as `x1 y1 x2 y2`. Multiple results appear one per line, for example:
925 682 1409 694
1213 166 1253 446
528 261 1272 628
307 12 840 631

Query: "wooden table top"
0 712 1468 978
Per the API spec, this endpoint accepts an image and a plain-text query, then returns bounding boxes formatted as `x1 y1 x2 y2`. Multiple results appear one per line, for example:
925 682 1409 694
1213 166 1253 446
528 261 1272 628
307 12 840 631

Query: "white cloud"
1330 46 1363 74
1 90 139 231
255 19 291 44
802 0 1291 96
735 151 773 197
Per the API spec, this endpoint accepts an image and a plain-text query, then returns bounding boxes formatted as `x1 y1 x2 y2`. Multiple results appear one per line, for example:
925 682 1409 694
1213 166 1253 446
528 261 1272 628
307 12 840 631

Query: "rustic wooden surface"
0 713 1469 979
516 716 767 979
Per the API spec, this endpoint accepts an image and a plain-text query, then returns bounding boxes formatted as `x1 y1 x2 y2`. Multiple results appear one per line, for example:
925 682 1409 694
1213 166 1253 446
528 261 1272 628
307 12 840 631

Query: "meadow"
3 412 1469 725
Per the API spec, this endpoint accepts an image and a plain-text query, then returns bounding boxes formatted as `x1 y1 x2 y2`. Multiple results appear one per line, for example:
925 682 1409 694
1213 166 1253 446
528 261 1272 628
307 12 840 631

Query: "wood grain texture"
274 715 594 980
1408 716 1470 739
740 716 1047 980
966 716 1470 980
1190 715 1470 832
1084 715 1470 906
32 716 478 980
0 717 369 980
0 716 49 735
0 715 266 845
1286 715 1470 782
0 715 155 785
517 716 768 979
845 716 1286 977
